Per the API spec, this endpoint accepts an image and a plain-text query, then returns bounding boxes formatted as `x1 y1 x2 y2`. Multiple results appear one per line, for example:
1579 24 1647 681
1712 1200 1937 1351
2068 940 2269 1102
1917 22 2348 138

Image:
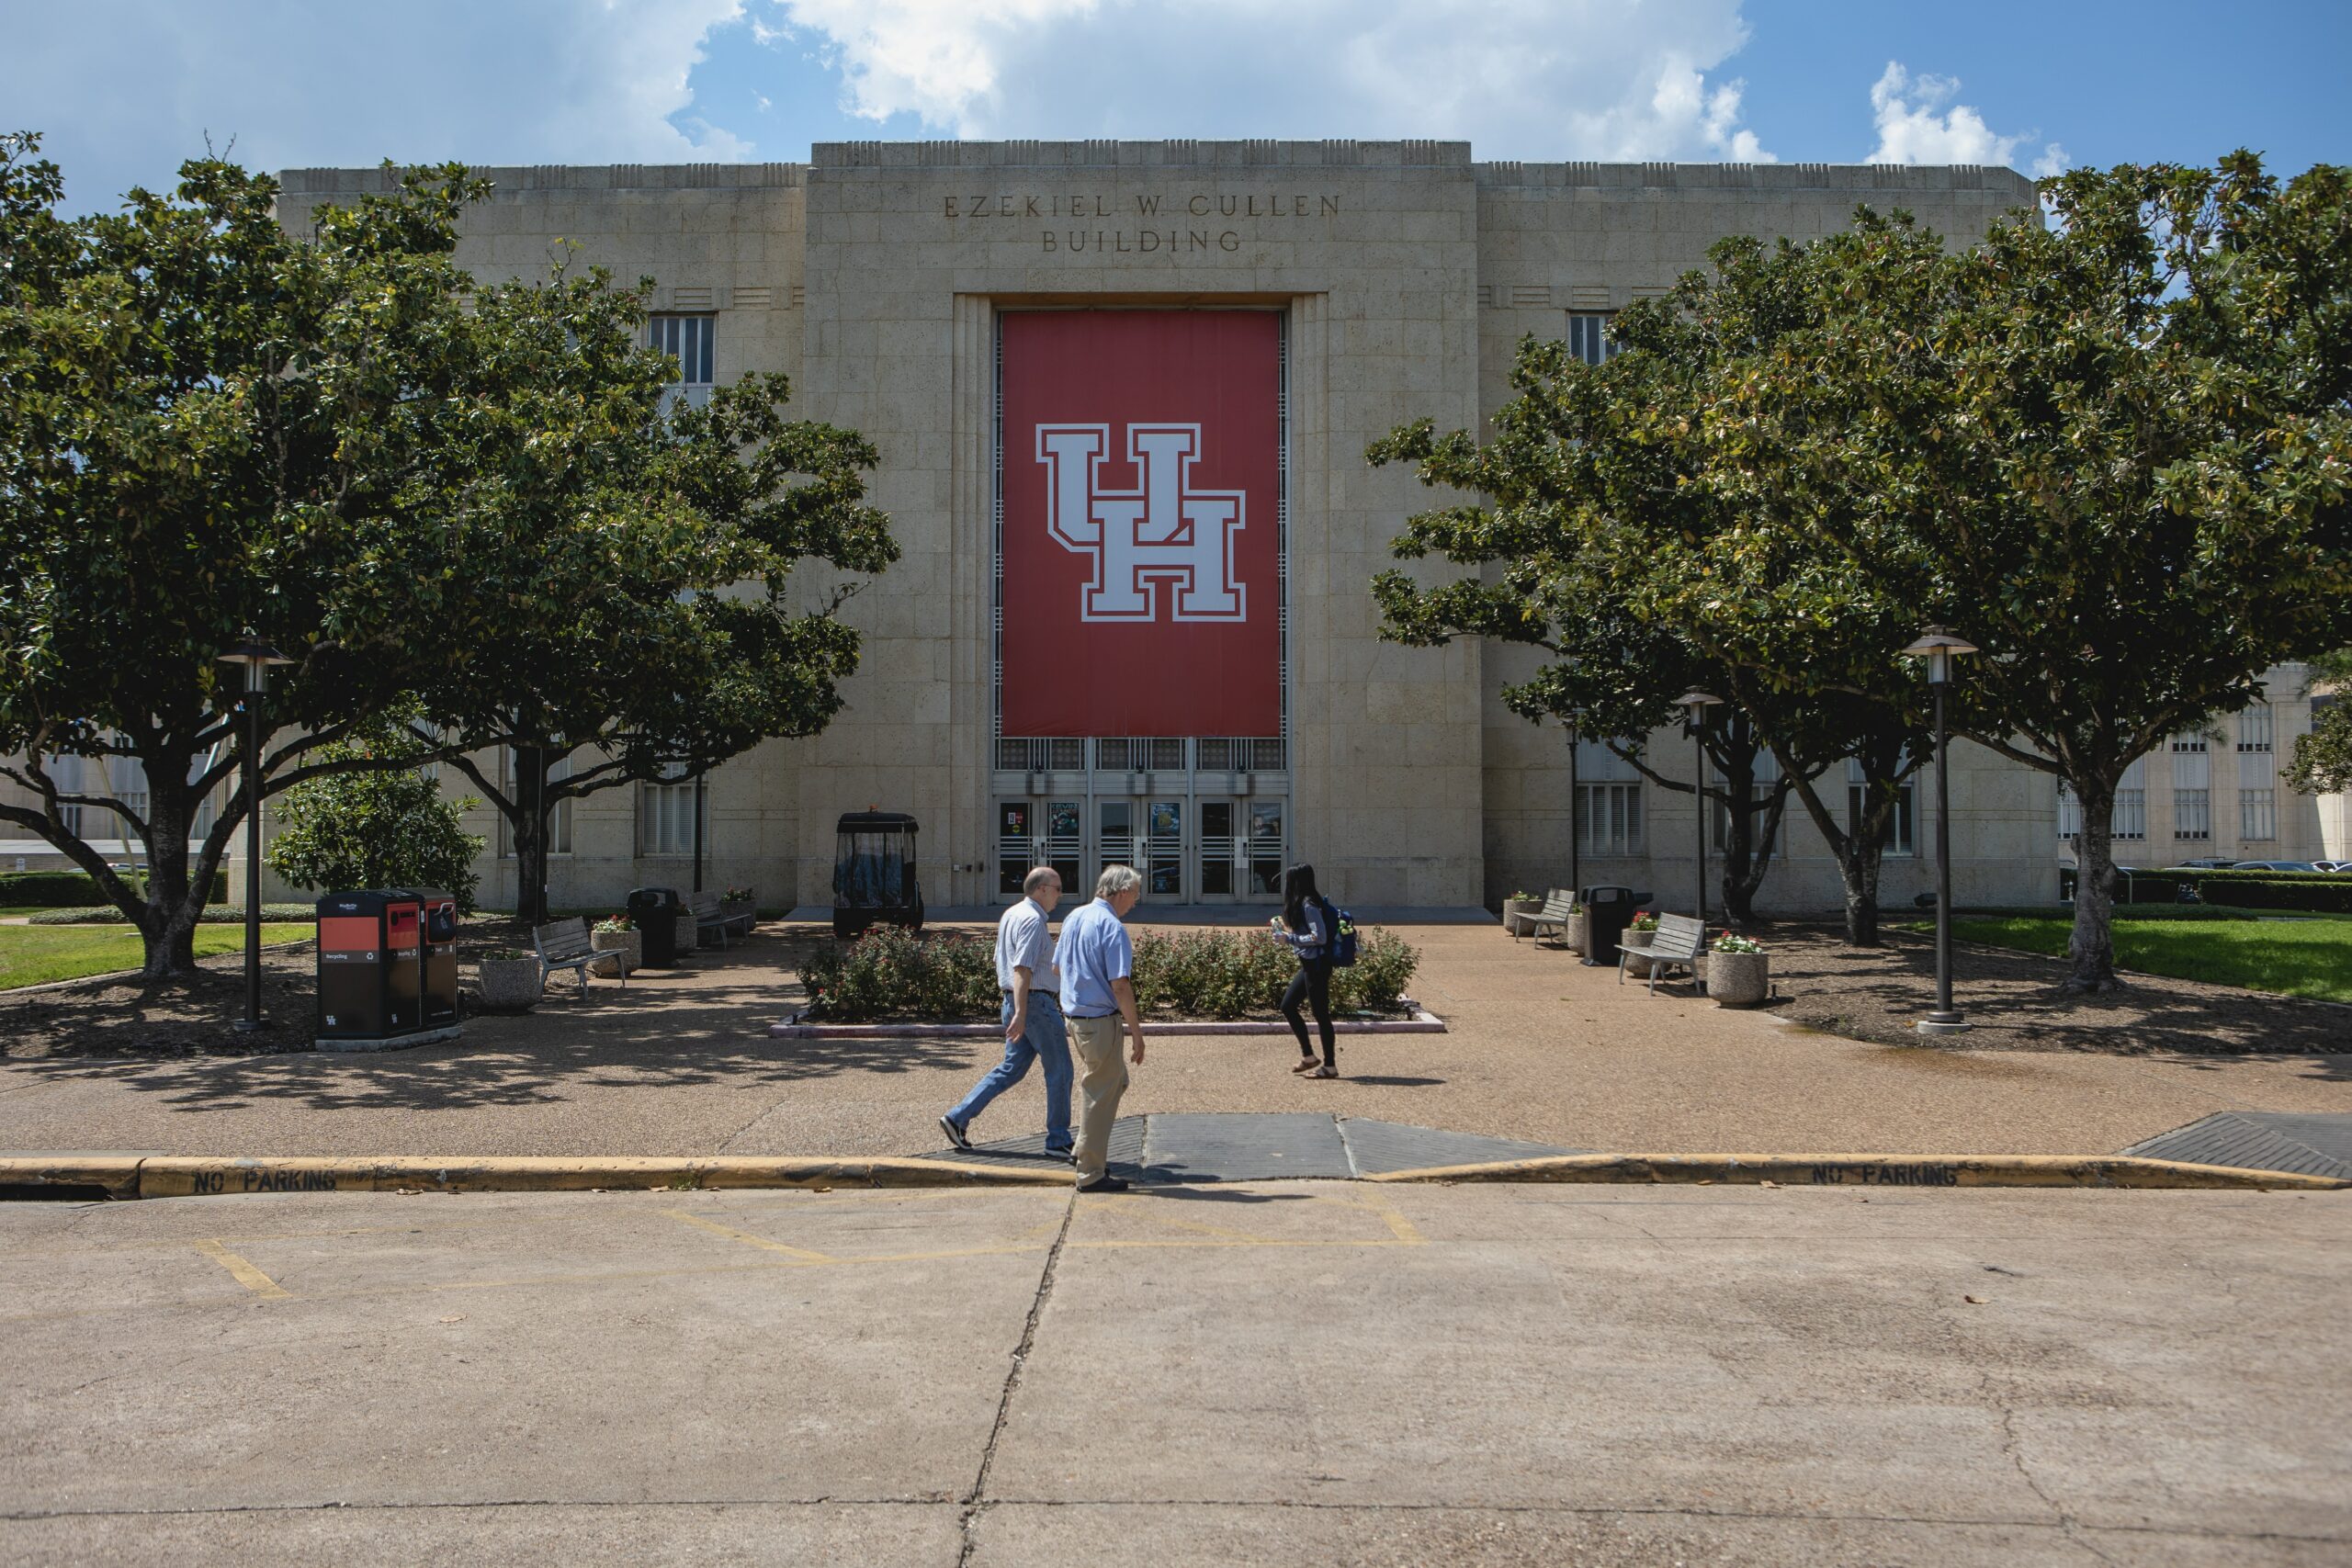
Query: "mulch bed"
1757 921 2351 1055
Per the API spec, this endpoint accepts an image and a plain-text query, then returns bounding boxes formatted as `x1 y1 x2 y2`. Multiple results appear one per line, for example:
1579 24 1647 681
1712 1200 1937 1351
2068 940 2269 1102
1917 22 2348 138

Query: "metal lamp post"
1901 626 1980 1034
216 632 294 1032
1675 690 1722 928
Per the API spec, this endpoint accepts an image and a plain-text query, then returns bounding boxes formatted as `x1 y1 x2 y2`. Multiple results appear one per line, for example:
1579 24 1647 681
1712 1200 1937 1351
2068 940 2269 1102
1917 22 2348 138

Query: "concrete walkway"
4 1183 2345 1565
4 923 2348 1160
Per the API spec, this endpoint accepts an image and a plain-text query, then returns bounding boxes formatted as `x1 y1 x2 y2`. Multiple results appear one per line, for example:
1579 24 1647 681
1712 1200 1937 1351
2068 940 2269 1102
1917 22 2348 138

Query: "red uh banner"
999 310 1282 739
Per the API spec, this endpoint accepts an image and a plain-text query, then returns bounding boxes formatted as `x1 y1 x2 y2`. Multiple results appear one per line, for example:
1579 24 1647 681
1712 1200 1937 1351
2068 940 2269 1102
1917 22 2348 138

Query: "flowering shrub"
1630 910 1658 933
593 914 633 934
724 886 756 904
799 924 1421 1021
1712 931 1765 954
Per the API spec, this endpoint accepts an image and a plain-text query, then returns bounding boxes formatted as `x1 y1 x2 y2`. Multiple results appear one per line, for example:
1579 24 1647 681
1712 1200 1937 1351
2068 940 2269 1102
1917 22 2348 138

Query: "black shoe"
1076 1175 1130 1193
1046 1146 1076 1164
939 1114 971 1151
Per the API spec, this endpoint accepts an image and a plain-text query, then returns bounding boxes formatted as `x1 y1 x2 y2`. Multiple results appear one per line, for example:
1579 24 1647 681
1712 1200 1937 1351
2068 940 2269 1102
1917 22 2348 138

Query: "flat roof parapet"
279 163 808 195
1474 161 2035 194
809 139 1474 170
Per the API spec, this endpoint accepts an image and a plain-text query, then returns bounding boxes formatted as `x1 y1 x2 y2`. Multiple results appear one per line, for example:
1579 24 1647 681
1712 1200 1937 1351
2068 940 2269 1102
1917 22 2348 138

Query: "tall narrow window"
1573 738 1644 856
2056 778 2080 840
2111 758 2147 841
499 749 572 856
2236 703 2273 754
1566 312 1617 367
1711 752 1780 854
2240 788 2277 841
639 763 705 857
1846 757 1916 857
2170 733 2211 840
650 313 716 412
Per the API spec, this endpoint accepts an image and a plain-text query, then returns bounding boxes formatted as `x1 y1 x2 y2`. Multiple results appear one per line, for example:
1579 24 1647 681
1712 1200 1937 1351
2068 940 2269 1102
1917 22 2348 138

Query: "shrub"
0 868 228 907
799 924 1421 1021
26 902 314 925
265 728 485 913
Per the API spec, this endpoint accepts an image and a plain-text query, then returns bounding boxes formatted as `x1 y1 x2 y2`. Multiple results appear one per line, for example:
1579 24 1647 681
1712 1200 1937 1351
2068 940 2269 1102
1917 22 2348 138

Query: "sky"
5 0 2345 213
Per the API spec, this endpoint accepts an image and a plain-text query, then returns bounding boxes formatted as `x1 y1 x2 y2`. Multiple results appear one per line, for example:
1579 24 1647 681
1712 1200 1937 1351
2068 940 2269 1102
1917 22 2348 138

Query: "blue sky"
6 0 2343 213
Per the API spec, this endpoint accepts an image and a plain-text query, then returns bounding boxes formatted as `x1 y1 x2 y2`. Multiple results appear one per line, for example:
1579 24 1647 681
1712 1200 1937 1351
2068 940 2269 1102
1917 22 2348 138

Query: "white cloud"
1865 60 2062 175
769 0 1774 162
4 0 752 211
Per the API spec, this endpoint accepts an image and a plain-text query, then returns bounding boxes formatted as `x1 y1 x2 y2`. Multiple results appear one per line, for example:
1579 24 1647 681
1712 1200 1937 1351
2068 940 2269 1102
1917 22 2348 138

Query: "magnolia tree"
1724 157 2352 989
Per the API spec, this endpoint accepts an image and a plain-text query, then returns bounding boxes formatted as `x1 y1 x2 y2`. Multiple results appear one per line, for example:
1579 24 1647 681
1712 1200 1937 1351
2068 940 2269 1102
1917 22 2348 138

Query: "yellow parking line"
192 1238 291 1299
662 1209 835 1264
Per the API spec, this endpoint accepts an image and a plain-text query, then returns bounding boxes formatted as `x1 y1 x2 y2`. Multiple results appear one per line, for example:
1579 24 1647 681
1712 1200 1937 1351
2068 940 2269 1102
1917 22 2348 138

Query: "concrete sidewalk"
3 1183 2345 1565
4 923 2349 1160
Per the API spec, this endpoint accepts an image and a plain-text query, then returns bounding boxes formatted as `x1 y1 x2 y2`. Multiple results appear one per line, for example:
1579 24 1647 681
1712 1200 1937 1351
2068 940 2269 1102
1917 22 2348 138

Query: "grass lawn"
1929 914 2352 1004
0 924 309 990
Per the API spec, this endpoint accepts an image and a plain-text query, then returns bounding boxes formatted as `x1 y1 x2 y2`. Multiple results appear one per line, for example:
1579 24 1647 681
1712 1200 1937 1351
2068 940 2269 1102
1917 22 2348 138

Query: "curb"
769 1007 1446 1040
1363 1152 2351 1191
5 1150 2344 1200
0 1155 1070 1201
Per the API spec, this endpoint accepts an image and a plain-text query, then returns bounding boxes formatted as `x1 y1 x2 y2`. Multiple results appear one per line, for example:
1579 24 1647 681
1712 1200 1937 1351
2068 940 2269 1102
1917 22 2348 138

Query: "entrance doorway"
996 796 1285 904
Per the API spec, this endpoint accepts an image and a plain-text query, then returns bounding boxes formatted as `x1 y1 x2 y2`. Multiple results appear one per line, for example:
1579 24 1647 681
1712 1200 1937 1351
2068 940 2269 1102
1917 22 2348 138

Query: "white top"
994 898 1058 992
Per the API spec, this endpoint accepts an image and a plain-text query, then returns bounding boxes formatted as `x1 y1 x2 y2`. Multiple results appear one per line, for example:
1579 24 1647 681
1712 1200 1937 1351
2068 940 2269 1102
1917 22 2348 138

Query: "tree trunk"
2064 779 2122 994
1781 767 1887 947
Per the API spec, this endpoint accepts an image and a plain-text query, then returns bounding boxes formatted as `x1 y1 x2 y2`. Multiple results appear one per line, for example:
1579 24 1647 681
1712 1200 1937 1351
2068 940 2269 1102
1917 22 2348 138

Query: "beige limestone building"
17 141 2336 915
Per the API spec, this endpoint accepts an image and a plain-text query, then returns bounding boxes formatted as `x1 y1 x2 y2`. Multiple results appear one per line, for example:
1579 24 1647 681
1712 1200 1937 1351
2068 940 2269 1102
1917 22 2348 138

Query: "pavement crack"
956 1184 1077 1567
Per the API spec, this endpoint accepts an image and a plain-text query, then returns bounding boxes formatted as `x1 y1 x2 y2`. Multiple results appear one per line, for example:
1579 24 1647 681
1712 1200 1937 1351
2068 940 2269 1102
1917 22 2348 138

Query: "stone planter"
723 897 756 930
1709 949 1770 1008
1504 897 1542 938
590 928 641 978
674 913 700 955
1563 910 1589 955
1621 930 1656 958
476 956 543 1010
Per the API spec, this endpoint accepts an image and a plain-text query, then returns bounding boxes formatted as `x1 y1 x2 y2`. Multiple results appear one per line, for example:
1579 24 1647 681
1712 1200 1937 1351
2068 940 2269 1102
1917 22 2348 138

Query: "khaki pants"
1065 1012 1130 1183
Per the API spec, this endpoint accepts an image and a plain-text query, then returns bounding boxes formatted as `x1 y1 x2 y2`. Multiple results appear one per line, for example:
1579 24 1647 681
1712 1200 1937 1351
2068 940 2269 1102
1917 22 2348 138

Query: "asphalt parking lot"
4 1183 2346 1566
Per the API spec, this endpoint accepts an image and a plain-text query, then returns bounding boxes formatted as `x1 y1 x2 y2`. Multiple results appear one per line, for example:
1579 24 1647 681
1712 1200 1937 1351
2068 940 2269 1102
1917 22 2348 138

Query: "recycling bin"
628 886 685 967
316 890 425 1043
408 889 461 1028
1577 884 1650 967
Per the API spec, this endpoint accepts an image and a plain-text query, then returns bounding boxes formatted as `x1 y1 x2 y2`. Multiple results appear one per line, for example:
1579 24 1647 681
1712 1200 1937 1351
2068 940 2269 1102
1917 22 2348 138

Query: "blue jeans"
946 992 1073 1151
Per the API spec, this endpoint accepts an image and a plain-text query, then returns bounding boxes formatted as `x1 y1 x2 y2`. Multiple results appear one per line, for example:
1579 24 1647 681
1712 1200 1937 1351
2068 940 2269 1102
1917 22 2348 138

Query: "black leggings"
1282 958 1335 1065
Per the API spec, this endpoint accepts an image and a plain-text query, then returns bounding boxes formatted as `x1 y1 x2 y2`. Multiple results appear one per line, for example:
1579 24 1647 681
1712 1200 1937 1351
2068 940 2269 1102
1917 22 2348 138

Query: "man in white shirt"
939 866 1073 1158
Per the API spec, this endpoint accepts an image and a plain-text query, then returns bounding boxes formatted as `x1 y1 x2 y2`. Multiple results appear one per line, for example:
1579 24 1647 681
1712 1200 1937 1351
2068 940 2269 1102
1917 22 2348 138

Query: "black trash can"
628 887 685 967
407 888 461 1028
1578 884 1649 967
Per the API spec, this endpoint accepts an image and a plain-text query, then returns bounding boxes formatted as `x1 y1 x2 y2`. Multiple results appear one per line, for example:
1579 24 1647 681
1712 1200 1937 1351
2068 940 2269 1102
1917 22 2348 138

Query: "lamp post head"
1901 626 1978 686
1674 689 1723 731
217 631 295 694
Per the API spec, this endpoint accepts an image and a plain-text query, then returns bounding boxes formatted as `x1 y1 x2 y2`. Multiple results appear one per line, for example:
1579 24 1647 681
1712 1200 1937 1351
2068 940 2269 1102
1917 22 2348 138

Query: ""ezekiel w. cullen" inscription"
944 190 1342 254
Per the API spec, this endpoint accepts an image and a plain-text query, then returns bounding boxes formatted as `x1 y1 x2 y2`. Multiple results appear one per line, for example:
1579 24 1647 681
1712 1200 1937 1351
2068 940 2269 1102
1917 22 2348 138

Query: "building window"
2240 787 2277 841
2169 734 2211 840
650 313 716 412
1846 758 1915 857
1574 738 1643 855
1566 312 1617 367
2236 704 2272 754
639 765 705 857
2061 763 2147 841
1710 754 1780 854
499 749 572 857
1576 783 1644 856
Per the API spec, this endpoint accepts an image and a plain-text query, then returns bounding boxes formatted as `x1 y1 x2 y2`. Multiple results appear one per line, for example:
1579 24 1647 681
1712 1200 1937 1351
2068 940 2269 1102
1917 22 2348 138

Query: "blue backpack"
1317 896 1359 967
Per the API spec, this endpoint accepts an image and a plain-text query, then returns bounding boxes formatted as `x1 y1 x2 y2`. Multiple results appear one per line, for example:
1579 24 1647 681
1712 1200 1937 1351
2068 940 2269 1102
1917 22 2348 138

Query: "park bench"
1619 912 1707 994
1521 888 1577 946
532 916 628 998
687 890 752 948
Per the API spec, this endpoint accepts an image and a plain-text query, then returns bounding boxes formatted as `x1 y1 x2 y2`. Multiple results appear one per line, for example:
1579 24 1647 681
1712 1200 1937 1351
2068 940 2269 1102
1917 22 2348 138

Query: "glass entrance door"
997 795 1283 904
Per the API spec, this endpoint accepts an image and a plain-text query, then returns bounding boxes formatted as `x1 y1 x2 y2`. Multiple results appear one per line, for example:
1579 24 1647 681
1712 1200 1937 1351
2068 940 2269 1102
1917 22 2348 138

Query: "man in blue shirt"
1057 863 1147 1191
939 866 1071 1157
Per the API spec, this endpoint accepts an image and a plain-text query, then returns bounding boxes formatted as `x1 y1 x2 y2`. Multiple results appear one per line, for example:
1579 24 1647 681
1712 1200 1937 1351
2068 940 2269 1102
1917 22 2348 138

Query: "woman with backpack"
1272 863 1340 1078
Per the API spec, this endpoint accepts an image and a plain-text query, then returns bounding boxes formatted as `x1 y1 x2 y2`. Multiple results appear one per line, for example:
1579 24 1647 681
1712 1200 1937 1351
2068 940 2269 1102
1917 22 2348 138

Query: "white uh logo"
1035 423 1247 622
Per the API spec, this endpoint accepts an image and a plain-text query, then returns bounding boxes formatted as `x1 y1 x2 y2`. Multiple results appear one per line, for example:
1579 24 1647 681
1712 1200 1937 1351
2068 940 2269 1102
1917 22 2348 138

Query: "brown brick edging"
5 1149 2343 1200
765 1007 1446 1040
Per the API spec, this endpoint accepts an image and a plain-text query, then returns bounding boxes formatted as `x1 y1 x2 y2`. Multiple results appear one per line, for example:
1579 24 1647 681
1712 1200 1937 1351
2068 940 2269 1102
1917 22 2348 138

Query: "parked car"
2312 860 2351 874
2230 860 2321 873
2167 858 2239 870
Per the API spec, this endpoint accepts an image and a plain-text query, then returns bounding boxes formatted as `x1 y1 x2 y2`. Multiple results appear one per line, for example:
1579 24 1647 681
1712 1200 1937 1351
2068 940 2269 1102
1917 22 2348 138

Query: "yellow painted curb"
0 1156 1069 1200
1364 1152 2351 1191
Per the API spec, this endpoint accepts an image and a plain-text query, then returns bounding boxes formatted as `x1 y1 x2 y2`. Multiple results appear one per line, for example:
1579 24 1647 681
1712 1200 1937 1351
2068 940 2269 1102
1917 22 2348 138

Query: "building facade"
134 142 2301 915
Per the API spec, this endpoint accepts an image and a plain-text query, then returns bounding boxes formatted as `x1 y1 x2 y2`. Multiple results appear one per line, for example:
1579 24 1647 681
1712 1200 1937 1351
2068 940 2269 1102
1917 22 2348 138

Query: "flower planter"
1621 931 1656 958
1563 910 1589 955
476 956 543 1010
590 928 641 978
723 897 756 930
1504 897 1542 938
674 913 700 955
1709 950 1770 1007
